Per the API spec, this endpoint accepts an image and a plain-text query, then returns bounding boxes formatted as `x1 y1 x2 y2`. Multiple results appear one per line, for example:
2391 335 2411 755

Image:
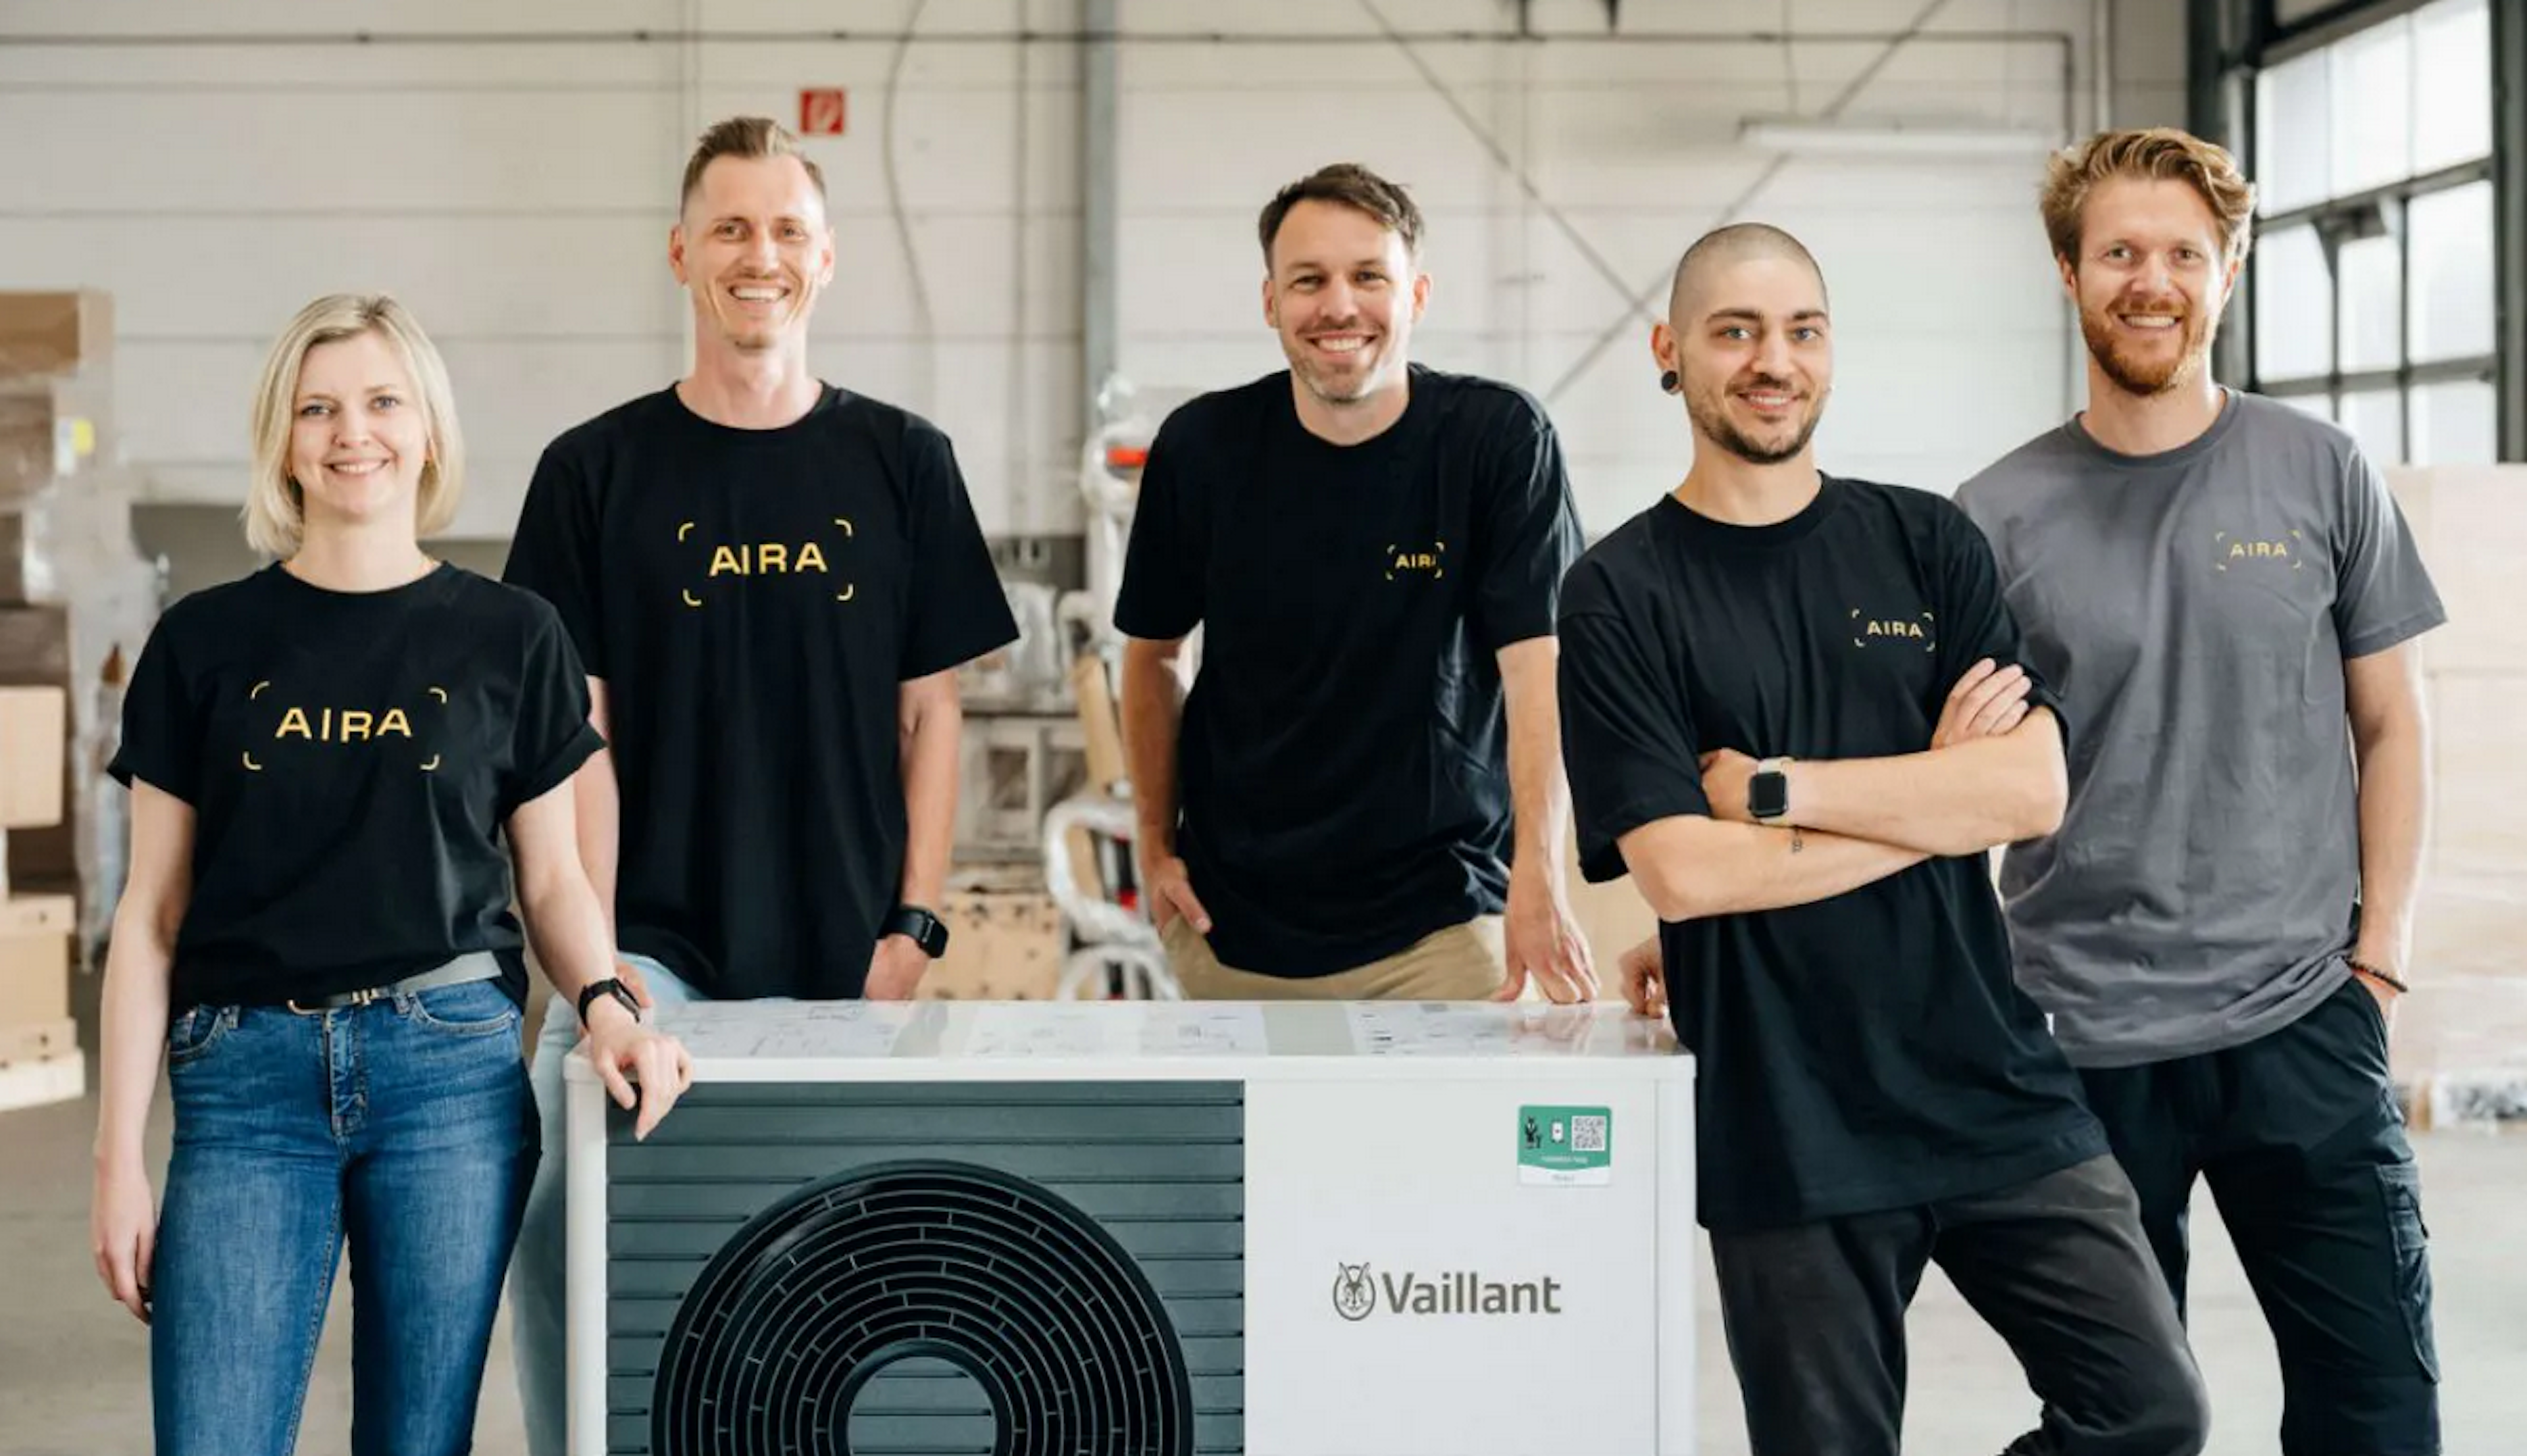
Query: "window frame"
2249 161 2497 424
2191 0 2520 461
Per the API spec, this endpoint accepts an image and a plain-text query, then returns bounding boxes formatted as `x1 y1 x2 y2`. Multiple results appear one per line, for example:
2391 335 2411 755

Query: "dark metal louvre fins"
615 1082 1241 1455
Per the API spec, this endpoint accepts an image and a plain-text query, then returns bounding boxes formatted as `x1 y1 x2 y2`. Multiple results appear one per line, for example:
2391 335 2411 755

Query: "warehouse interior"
1 0 2521 1452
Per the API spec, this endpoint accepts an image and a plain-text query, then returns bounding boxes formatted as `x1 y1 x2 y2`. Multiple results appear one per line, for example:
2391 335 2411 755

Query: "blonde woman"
88 293 692 1456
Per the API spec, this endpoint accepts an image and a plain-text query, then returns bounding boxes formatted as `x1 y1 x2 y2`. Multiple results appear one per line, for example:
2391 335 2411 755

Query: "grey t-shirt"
1955 391 2445 1067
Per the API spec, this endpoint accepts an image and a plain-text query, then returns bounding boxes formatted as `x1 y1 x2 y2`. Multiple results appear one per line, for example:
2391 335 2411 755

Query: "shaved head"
1668 222 1829 322
1651 222 1833 468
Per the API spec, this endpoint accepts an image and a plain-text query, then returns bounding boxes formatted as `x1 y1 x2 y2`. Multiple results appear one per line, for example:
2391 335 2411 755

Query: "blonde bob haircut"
243 293 464 558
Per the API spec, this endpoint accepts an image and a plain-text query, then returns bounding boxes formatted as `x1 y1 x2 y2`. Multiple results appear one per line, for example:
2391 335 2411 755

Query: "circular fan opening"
652 1159 1194 1456
840 1343 1002 1455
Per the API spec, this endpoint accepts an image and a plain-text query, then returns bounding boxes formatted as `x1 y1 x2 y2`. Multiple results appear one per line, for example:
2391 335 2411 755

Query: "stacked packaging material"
0 683 80 1109
0 289 167 1011
2382 464 2527 1128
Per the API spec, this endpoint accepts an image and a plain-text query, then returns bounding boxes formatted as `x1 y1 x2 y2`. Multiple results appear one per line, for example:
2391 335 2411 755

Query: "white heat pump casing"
567 999 1697 1456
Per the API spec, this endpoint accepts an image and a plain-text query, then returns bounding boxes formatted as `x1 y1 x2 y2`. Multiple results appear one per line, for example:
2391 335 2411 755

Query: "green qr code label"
1518 1104 1612 1186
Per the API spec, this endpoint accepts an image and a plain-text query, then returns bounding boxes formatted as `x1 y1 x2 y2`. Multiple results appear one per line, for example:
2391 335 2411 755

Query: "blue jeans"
151 971 538 1456
508 953 705 1456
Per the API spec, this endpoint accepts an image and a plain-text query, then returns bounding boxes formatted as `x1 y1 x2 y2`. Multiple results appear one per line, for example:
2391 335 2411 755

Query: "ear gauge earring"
1659 369 1679 393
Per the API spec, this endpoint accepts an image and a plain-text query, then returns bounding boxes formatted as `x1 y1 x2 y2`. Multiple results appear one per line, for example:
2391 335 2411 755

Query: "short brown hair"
679 115 827 216
2042 128 2257 268
1257 163 1424 266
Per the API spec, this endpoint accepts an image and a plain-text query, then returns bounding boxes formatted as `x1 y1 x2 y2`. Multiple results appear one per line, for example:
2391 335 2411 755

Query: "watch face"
1749 772 1787 819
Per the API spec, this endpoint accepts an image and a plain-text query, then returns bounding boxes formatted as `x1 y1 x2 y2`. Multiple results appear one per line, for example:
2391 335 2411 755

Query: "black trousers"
1710 1153 2208 1456
2060 976 2441 1456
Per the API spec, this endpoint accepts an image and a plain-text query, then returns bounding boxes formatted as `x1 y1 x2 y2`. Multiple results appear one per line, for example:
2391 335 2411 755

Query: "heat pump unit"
566 999 1697 1455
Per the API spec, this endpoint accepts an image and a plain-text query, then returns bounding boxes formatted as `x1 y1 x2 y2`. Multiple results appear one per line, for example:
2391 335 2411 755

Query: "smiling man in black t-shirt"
1115 163 1595 1004
1558 224 2206 1456
496 116 1017 1456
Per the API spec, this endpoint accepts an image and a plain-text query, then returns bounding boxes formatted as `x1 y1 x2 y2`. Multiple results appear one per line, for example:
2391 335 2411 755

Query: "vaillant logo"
1329 1261 1564 1321
1332 1263 1376 1321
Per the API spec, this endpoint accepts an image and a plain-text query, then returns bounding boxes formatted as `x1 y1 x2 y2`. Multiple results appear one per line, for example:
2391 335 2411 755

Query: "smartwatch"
886 905 952 959
576 976 641 1026
1748 757 1794 822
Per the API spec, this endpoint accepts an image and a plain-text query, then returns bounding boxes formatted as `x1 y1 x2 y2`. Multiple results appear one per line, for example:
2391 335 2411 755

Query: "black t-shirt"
1113 365 1583 976
1556 477 2106 1232
107 563 603 1010
501 385 1017 1001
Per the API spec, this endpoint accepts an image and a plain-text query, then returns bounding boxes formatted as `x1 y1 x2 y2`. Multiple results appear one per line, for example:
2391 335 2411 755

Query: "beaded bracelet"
2347 957 2411 995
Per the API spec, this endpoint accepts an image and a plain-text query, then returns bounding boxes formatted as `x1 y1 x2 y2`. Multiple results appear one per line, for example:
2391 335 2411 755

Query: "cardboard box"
0 568 161 941
0 290 113 378
0 560 157 691
0 1049 83 1113
0 892 73 937
2432 673 2527 874
0 603 69 686
1 482 139 605
2383 464 2527 676
2412 872 2527 981
0 895 73 1026
0 685 63 830
0 378 109 500
0 1017 74 1066
0 609 76 884
0 505 58 605
919 890 1065 1001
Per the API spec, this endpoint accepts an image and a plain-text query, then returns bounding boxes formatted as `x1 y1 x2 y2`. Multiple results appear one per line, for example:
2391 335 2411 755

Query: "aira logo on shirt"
1385 540 1446 580
678 518 859 607
241 680 449 773
1850 607 1935 651
2214 529 2304 571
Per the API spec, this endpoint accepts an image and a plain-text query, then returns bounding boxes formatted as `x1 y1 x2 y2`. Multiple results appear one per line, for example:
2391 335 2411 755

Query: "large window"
2247 0 2499 466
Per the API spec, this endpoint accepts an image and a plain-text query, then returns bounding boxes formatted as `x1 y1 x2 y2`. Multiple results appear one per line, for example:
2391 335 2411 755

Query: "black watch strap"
577 976 640 1026
886 905 950 959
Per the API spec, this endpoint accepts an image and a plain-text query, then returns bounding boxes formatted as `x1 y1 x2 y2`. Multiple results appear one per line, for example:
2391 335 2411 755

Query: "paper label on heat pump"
653 999 913 1058
1516 1104 1612 1186
963 1001 1269 1058
1344 1001 1605 1057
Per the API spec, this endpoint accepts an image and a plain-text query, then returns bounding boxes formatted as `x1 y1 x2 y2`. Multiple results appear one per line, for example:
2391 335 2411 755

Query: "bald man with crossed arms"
1556 223 2208 1456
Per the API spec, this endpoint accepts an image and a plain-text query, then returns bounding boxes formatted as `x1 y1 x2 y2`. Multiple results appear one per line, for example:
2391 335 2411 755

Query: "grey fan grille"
604 1082 1245 1455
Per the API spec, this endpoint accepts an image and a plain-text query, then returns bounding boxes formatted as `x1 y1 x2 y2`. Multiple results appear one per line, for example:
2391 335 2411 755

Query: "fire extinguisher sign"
798 88 848 136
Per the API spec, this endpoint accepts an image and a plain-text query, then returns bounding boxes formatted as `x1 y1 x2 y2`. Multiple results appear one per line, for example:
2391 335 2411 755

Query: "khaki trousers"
1160 914 1508 1000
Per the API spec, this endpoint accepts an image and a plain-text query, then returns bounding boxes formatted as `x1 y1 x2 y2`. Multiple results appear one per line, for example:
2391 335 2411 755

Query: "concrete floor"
3 1088 2521 1455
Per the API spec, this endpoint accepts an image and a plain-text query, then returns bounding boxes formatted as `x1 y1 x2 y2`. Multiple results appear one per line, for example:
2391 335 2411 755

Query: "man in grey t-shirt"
1960 129 2446 1456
